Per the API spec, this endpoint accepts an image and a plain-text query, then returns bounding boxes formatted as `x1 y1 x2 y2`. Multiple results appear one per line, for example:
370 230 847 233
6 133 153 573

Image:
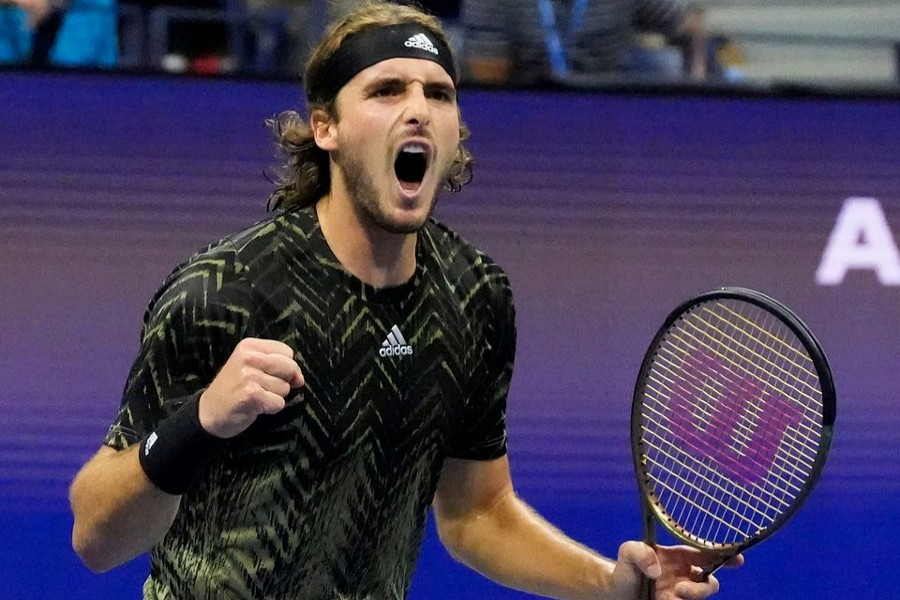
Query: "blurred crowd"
0 0 742 84
0 1 117 67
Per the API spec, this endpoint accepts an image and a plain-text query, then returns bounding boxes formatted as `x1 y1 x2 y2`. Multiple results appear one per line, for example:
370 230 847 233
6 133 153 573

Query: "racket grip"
694 553 733 582
640 575 655 600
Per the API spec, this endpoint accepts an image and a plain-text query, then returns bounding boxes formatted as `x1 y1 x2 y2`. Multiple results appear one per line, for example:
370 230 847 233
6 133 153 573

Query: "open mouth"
394 143 429 192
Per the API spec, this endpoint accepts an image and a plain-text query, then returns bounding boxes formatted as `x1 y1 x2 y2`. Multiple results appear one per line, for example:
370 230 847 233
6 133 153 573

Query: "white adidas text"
404 34 438 55
379 345 414 357
380 325 414 357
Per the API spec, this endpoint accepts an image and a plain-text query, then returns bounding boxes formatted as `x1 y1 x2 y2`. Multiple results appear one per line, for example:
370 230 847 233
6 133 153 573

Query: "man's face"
320 57 461 234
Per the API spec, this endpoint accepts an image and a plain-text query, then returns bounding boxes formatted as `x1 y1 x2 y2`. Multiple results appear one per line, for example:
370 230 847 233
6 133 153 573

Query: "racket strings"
647 352 819 479
652 346 818 482
695 305 824 416
673 314 823 438
642 386 804 504
707 304 821 389
665 312 823 453
642 400 796 543
690 305 823 454
643 424 790 520
639 299 825 548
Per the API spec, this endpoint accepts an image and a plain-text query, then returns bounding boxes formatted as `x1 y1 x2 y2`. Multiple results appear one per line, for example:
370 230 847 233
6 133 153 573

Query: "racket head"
631 287 835 555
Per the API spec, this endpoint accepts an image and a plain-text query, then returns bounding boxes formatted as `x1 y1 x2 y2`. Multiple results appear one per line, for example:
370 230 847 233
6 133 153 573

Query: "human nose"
403 86 430 127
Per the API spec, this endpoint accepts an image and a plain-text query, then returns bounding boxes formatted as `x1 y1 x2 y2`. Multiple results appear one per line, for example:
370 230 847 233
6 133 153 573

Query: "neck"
316 195 417 289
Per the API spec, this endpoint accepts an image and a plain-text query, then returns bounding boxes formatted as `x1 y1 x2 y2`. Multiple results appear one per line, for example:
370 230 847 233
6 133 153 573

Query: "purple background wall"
1 71 898 598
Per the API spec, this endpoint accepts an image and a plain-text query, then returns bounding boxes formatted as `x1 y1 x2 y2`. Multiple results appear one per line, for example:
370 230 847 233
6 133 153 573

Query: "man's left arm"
433 455 740 600
433 455 651 600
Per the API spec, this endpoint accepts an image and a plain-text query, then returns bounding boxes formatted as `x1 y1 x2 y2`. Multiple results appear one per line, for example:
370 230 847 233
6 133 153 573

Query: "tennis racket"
631 287 835 599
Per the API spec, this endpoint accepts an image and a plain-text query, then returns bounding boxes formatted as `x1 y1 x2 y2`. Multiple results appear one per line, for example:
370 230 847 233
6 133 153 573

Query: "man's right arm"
69 444 181 573
69 337 304 572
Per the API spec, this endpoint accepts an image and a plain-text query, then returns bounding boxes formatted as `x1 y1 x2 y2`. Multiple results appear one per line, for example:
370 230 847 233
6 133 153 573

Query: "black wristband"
138 392 221 495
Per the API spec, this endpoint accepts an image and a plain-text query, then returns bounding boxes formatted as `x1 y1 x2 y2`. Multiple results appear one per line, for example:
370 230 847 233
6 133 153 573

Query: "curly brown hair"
265 1 473 211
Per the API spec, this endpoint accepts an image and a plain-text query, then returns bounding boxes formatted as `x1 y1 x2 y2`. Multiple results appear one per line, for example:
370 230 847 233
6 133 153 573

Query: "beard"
336 147 443 235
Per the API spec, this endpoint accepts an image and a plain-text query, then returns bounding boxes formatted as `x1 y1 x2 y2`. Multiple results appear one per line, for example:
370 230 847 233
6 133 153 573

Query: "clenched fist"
198 338 304 438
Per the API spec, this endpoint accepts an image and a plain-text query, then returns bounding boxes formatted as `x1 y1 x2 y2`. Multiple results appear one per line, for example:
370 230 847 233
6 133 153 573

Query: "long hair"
265 1 473 211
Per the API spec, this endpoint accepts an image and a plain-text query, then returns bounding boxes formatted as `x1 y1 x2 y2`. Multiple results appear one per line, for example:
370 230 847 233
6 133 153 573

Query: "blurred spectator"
241 1 463 77
417 0 462 54
238 0 463 77
241 0 321 77
127 0 233 74
461 0 706 86
328 0 461 20
327 1 463 51
0 0 117 67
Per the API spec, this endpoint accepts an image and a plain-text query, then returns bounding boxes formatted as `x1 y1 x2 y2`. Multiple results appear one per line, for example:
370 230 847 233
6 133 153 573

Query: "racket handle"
638 498 657 599
695 553 735 582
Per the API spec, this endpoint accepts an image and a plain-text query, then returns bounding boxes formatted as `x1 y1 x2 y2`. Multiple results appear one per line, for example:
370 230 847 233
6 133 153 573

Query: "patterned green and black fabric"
104 204 516 600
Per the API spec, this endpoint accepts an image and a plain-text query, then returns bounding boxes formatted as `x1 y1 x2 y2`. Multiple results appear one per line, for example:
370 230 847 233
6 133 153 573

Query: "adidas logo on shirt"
404 33 439 55
379 325 414 357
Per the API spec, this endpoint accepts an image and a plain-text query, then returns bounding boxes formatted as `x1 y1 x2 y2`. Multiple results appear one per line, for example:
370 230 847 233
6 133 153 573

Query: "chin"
377 210 431 234
384 186 440 231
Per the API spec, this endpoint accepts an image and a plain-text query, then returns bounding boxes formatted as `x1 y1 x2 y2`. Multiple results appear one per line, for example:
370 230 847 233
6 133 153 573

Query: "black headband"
306 23 458 104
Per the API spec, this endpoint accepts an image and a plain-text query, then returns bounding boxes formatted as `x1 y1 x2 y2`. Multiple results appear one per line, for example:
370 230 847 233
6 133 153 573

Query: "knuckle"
242 380 261 399
241 350 262 369
272 380 290 397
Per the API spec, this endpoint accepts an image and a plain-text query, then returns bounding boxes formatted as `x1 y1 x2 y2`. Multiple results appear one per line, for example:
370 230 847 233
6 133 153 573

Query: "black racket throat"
630 287 835 590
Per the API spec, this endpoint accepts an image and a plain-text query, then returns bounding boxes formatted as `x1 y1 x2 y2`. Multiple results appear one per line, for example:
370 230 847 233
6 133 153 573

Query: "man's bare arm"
69 445 180 572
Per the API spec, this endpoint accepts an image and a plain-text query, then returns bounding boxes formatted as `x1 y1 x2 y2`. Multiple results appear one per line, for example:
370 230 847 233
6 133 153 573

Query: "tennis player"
69 2 740 598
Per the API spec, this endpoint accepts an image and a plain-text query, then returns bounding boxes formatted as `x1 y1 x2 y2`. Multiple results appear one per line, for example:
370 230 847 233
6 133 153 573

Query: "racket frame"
631 287 836 580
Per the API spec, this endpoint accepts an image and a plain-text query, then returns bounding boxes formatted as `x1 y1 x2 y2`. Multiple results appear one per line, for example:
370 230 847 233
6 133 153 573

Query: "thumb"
618 541 662 580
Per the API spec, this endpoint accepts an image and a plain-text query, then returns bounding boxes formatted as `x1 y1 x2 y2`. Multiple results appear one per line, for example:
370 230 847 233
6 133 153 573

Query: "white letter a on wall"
816 197 900 286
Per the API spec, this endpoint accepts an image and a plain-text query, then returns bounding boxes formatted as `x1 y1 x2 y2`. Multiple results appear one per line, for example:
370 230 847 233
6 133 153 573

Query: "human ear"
310 108 338 152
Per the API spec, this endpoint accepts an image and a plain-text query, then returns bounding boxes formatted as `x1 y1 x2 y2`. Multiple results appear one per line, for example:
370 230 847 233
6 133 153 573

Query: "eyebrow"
364 76 456 97
365 77 405 91
425 82 457 99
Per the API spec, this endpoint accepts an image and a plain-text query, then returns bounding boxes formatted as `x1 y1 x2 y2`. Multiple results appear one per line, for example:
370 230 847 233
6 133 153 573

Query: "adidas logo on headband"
404 33 439 55
308 24 457 102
